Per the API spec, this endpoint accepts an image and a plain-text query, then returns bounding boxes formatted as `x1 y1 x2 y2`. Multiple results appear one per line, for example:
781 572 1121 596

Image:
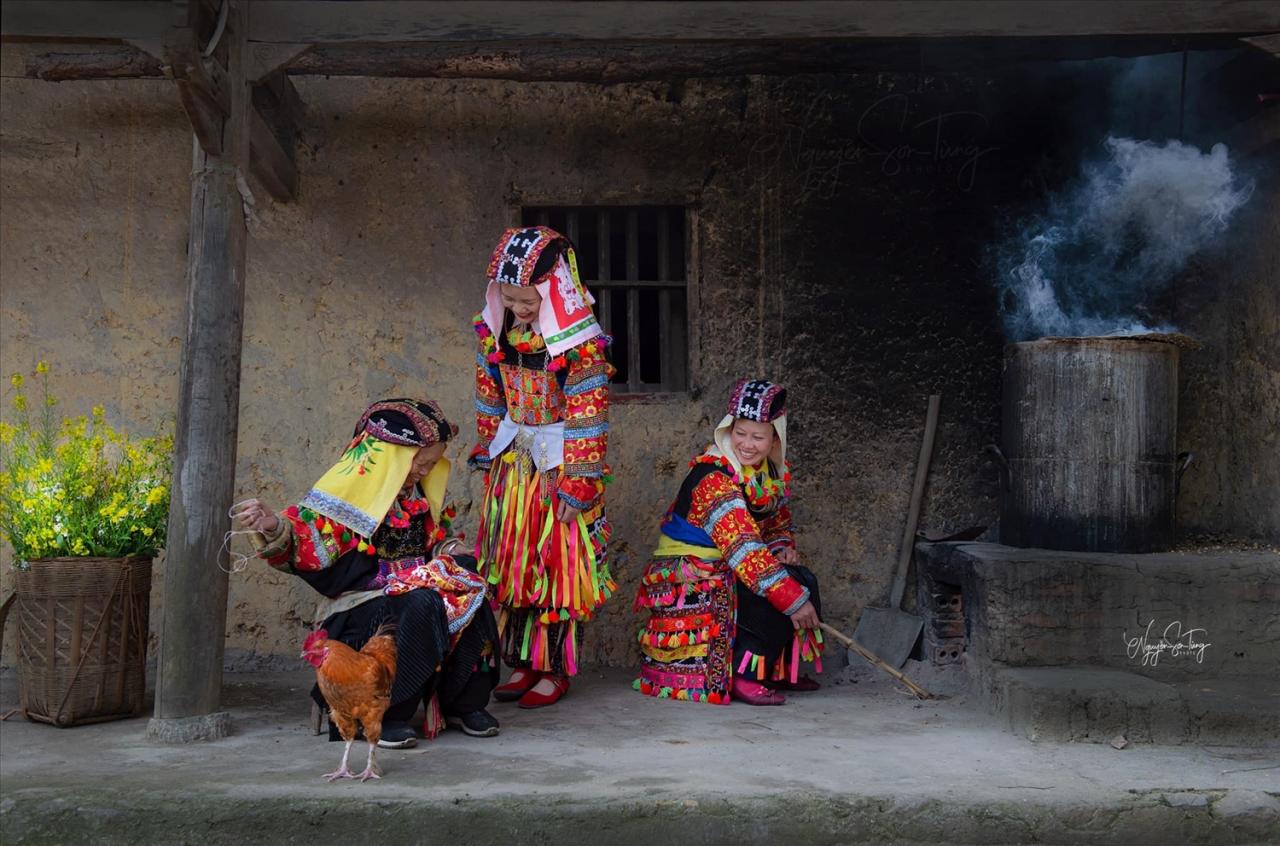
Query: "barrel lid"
1014 332 1202 351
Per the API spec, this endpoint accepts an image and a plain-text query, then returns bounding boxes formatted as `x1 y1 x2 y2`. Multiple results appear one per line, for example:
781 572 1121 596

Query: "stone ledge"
3 787 1279 846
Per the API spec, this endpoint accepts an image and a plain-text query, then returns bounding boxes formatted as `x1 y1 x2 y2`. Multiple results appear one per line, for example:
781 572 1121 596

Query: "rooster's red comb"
302 629 328 651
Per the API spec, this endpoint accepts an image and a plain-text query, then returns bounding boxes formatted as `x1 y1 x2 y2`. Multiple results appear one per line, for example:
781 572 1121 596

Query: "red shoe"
767 675 821 692
518 675 570 709
494 668 542 702
731 677 786 706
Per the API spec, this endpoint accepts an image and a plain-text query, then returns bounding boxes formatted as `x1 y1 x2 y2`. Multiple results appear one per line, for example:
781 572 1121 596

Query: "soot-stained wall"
1 63 1273 670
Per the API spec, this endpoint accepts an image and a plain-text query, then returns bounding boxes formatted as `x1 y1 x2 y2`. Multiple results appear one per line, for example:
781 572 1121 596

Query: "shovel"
852 394 941 669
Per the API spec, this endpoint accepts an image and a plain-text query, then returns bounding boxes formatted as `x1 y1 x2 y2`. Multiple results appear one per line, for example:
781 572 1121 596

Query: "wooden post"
146 0 251 743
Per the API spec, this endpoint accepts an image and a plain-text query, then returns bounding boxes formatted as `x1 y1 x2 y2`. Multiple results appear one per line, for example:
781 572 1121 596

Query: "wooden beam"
167 46 229 158
249 105 298 202
1242 33 1280 58
22 46 164 81
282 35 1256 81
6 1 1277 45
245 1 1280 43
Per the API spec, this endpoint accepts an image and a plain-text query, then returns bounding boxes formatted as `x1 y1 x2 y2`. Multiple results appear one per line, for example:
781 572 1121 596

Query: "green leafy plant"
0 363 172 563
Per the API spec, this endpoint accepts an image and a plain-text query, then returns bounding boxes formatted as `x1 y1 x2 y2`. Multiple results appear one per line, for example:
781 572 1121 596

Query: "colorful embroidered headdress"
480 226 603 359
299 398 457 537
353 398 458 447
710 378 789 475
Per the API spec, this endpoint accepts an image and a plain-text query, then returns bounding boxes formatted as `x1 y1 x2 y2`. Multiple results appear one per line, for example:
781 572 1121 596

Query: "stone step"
985 665 1280 744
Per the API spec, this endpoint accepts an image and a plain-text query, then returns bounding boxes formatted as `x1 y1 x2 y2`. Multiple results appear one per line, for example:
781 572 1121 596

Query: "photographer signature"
857 94 1001 192
1124 619 1211 667
748 86 1001 199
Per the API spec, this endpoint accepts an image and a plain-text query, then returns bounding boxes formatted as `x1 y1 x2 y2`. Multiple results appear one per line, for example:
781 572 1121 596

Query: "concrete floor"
1 666 1277 845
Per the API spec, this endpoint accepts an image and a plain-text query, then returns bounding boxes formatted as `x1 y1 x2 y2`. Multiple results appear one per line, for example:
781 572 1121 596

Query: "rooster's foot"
322 766 355 782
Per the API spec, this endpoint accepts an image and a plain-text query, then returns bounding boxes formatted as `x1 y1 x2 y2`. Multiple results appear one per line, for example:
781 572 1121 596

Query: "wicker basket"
15 556 152 726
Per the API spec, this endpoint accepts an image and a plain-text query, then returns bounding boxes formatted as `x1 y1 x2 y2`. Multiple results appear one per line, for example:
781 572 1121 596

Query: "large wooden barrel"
999 337 1182 553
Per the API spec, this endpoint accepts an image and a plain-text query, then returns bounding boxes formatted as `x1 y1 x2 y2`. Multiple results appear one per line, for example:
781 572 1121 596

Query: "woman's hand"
789 600 820 630
775 546 798 565
555 498 582 525
234 498 280 535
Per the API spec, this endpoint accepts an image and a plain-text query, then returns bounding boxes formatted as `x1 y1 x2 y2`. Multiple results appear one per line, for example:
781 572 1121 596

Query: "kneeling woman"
635 379 823 705
236 398 499 746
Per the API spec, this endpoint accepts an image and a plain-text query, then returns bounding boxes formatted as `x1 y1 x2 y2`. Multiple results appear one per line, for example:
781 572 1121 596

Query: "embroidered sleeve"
688 470 809 615
471 315 505 469
261 505 364 574
757 503 796 556
557 338 610 505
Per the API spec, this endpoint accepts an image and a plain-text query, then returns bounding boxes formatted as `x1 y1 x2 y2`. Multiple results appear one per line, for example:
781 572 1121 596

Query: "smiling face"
500 285 543 325
729 418 776 468
404 442 447 489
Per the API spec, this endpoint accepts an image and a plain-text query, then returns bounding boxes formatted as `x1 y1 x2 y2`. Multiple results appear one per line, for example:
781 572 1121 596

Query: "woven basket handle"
0 591 14 662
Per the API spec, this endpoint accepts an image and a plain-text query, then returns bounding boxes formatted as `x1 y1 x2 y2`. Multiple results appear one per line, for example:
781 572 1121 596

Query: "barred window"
521 206 689 394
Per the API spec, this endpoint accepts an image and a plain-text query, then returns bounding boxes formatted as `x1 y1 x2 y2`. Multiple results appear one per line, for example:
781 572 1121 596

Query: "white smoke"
996 136 1253 340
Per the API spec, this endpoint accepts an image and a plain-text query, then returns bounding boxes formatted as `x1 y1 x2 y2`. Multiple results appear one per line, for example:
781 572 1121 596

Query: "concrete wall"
2 67 1275 670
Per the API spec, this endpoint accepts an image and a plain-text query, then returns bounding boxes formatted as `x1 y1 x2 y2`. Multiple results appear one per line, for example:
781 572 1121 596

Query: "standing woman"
471 226 615 708
634 379 824 706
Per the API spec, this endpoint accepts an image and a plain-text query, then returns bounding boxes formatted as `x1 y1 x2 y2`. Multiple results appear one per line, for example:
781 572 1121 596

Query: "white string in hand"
220 499 267 575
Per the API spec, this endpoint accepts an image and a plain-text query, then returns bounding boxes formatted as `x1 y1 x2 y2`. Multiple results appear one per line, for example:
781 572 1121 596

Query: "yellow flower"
91 405 105 419
141 526 154 538
80 484 94 497
146 486 167 506
71 538 87 555
10 373 23 389
46 395 58 407
35 458 53 475
13 394 27 412
0 422 13 444
35 361 49 374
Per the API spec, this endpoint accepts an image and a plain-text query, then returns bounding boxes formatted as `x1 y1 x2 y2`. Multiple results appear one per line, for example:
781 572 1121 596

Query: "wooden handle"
889 394 941 608
819 622 935 700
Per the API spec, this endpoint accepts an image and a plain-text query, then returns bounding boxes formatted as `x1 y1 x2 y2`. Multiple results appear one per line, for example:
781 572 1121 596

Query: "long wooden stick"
820 622 935 700
889 394 941 608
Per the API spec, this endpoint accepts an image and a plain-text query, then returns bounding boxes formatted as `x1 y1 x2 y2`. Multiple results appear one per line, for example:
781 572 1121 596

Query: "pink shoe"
731 677 786 706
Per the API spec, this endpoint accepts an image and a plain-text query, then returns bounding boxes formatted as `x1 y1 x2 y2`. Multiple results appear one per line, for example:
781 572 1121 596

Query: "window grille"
521 206 689 393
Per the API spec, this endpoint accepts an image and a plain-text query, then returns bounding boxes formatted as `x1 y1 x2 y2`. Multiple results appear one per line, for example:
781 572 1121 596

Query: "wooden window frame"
509 200 698 399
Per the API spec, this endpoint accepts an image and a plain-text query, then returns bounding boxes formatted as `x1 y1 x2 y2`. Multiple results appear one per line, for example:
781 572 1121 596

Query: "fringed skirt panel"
476 449 615 676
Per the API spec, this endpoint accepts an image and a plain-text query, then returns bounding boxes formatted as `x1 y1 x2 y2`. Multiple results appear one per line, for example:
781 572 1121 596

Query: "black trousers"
733 564 822 671
313 558 499 733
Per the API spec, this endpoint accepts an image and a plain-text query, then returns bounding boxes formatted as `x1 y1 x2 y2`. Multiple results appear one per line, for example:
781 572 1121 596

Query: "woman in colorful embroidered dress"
471 226 615 709
235 398 500 746
634 379 824 706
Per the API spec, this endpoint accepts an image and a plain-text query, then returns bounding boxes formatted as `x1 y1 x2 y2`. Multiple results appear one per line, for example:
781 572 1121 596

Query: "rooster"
301 624 397 782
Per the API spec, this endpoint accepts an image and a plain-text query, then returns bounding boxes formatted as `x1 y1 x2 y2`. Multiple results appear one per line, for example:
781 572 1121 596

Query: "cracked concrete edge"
2 788 1278 846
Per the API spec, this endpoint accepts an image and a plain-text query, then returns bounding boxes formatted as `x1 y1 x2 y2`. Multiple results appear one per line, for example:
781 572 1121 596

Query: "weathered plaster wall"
2 68 1274 671
1175 172 1280 542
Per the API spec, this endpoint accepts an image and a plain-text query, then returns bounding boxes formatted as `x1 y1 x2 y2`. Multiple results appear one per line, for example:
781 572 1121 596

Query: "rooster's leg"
355 740 381 782
322 740 356 781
